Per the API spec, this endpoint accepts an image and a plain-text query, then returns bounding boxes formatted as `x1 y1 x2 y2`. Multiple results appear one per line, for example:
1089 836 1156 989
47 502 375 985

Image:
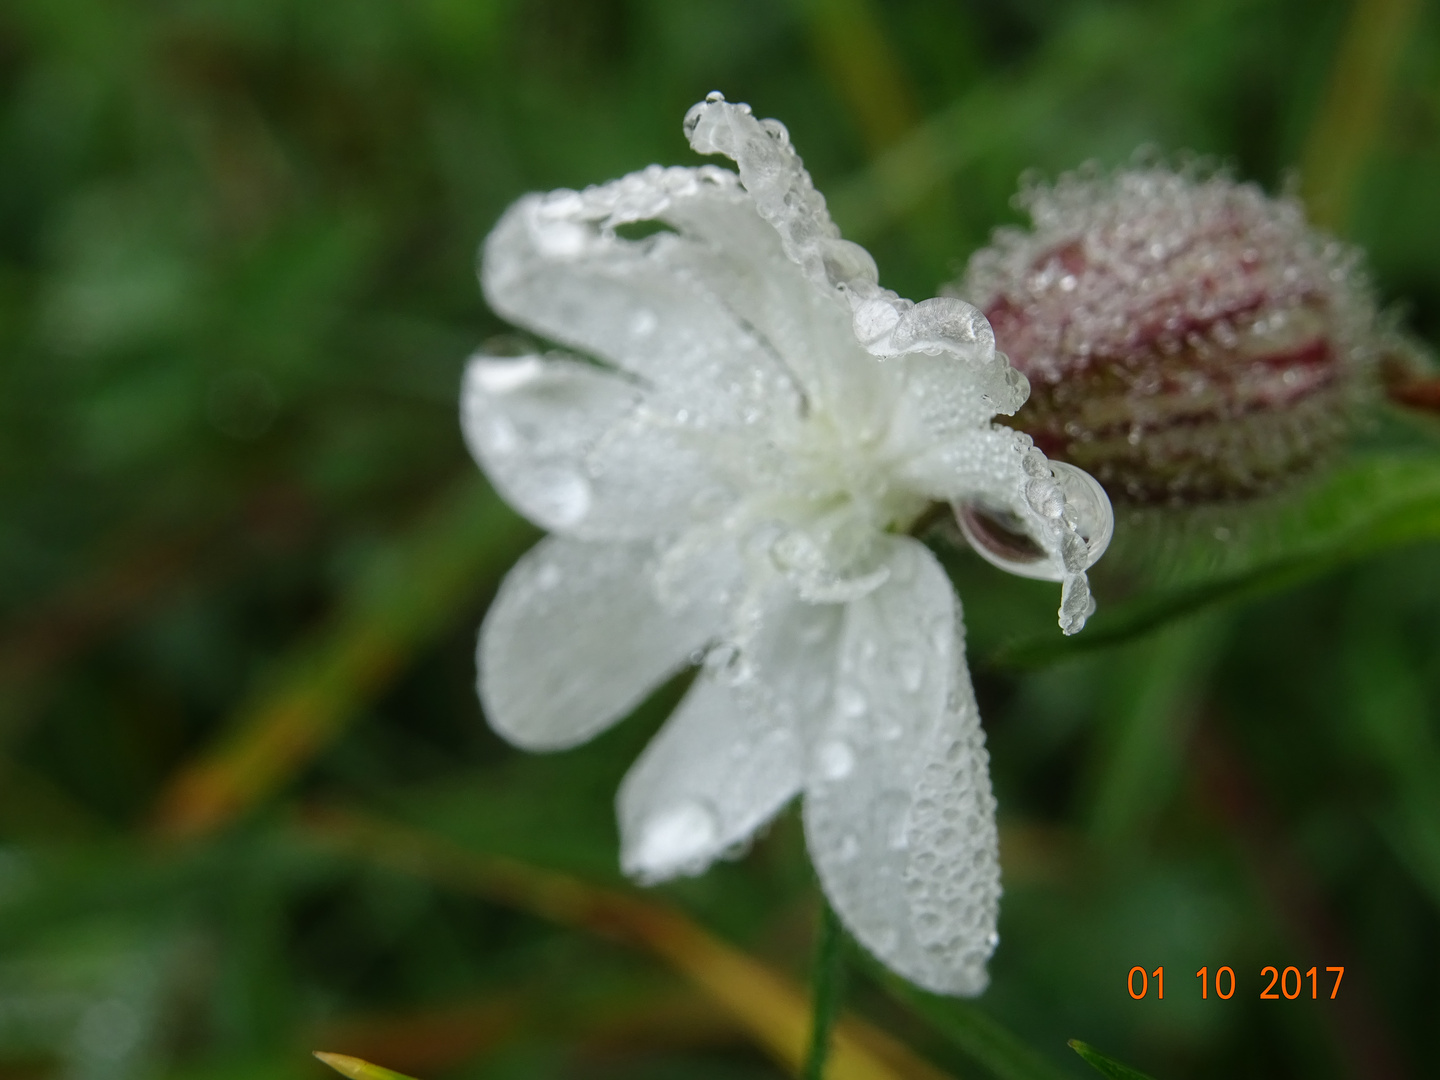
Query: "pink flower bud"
953 163 1378 505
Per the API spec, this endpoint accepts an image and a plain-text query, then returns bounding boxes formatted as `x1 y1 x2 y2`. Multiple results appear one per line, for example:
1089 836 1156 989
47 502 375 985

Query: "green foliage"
1068 1040 1159 1080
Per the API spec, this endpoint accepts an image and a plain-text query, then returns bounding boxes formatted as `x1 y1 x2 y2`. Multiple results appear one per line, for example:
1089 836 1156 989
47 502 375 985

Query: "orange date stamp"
1127 965 1344 1000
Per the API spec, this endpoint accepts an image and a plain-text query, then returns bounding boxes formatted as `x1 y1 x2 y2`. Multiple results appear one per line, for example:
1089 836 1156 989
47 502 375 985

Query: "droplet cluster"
954 162 1378 504
904 713 1001 996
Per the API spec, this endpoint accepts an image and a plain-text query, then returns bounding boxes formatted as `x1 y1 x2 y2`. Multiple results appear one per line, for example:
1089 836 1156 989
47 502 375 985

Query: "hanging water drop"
954 461 1112 581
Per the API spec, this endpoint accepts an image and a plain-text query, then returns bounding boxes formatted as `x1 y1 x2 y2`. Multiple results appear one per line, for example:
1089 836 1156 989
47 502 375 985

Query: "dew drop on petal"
529 467 593 528
894 646 924 693
954 502 1049 576
481 415 518 455
534 562 562 590
1050 461 1113 565
956 461 1112 581
816 740 856 781
632 800 719 878
836 686 867 717
471 356 544 394
630 308 658 337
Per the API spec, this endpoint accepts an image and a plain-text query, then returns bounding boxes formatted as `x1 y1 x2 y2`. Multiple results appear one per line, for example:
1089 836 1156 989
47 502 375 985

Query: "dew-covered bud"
952 162 1378 505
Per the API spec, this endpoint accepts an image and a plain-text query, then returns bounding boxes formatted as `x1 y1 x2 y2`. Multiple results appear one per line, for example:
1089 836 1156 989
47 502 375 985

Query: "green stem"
802 899 846 1080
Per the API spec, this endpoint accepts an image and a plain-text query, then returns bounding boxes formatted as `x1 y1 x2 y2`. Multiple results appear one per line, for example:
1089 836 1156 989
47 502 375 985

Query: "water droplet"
837 834 860 861
1051 461 1113 564
531 467 593 528
705 642 750 685
955 461 1112 581
815 741 855 781
894 646 924 693
631 800 719 879
836 686 867 718
471 356 543 394
954 502 1048 575
481 414 518 455
534 563 562 590
630 308 658 337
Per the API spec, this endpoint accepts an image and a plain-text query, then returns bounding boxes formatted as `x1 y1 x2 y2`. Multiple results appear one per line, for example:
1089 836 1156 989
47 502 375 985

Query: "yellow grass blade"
1301 0 1423 229
298 807 955 1080
151 482 532 837
313 1051 420 1080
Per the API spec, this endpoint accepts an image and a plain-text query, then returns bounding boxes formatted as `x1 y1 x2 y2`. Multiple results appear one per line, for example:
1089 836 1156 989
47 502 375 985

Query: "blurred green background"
2 1 1439 1078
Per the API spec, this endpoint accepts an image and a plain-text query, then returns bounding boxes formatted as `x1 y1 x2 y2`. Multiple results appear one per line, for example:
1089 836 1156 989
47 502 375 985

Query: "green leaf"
1067 1040 1159 1080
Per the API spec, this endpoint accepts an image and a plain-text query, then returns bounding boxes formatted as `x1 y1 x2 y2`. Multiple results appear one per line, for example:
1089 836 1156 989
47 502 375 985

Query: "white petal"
478 536 723 750
617 583 844 883
683 98 842 293
481 169 802 432
901 664 1001 996
679 98 897 429
896 424 1036 506
617 673 802 883
461 353 734 540
802 538 998 995
683 99 1023 428
871 300 1029 420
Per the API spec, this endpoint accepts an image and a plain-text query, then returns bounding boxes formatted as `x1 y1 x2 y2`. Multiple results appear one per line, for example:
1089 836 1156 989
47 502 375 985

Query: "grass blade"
297 806 953 1080
151 481 533 837
313 1052 420 1080
1067 1040 1158 1080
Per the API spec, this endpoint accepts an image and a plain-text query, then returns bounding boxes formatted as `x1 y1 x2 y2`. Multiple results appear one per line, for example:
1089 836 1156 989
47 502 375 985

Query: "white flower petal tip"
467 96 1114 995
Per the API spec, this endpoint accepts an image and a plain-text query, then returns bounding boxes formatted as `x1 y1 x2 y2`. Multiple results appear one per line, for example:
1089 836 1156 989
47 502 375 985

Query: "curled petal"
684 97 842 292
885 300 1030 418
898 427 1108 634
618 673 802 883
680 96 899 425
479 537 723 750
896 424 1037 503
481 168 801 432
802 539 997 993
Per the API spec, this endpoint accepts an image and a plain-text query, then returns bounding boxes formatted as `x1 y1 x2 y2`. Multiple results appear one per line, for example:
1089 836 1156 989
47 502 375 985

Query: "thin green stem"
802 899 846 1080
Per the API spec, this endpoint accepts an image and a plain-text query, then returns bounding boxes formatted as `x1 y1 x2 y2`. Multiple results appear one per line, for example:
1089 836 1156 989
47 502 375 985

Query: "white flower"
462 94 1110 996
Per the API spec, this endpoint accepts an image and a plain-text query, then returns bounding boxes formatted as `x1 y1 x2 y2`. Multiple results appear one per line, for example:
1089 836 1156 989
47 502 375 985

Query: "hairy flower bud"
952 163 1378 504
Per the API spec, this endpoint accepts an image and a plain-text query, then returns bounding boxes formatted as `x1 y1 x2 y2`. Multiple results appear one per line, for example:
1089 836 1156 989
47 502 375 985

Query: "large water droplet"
955 461 1112 581
631 800 719 879
954 502 1047 575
